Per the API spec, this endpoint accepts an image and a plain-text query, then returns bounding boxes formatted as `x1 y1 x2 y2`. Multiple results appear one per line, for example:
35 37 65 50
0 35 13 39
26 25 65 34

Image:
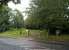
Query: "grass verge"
30 29 69 42
0 28 28 38
48 35 69 41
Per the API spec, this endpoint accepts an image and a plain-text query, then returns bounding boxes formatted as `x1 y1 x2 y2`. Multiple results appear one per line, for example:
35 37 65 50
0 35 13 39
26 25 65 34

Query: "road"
0 38 69 50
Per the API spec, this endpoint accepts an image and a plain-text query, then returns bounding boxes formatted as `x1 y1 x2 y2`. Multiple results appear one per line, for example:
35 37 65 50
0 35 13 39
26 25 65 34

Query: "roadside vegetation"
0 0 69 43
30 30 69 42
0 28 28 38
24 0 69 42
0 28 69 41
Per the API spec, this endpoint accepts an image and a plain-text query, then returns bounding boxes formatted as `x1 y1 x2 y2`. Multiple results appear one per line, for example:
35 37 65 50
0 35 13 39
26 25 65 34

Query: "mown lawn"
0 28 28 38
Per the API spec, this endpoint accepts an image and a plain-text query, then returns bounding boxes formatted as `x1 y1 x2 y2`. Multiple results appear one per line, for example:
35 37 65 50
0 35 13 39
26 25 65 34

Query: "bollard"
26 29 29 37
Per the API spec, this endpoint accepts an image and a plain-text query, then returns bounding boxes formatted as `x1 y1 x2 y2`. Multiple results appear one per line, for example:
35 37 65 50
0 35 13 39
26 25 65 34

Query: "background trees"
25 0 69 34
0 5 10 32
0 0 20 4
0 0 23 32
9 10 24 28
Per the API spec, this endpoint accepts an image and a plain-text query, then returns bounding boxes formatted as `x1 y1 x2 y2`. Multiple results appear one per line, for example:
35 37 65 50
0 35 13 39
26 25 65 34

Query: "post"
26 29 30 37
56 30 60 35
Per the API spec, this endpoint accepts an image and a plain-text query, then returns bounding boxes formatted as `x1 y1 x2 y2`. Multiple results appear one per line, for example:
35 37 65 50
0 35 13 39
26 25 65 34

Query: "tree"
0 5 10 32
14 10 24 28
0 0 21 32
26 0 69 34
9 10 24 28
0 0 20 5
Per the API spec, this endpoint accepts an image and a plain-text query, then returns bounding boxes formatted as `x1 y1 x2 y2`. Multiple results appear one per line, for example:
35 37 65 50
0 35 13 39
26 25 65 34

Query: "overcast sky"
8 0 31 20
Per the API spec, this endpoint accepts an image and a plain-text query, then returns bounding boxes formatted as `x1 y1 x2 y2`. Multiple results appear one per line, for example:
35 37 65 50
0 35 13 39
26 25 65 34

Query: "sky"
8 0 31 20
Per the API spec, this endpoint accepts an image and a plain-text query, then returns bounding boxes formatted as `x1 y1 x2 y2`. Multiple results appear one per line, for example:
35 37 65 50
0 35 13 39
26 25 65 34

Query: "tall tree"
0 5 10 32
9 10 24 28
27 0 69 34
0 0 21 32
0 0 20 4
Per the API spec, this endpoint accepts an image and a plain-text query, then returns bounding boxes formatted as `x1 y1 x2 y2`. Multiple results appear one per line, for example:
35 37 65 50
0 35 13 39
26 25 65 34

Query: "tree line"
0 0 24 32
0 0 69 35
24 0 69 35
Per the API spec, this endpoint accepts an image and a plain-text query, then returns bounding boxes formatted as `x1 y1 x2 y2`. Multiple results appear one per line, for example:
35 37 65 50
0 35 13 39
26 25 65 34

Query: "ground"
30 30 69 41
0 37 69 50
0 28 28 38
0 28 69 50
0 28 69 41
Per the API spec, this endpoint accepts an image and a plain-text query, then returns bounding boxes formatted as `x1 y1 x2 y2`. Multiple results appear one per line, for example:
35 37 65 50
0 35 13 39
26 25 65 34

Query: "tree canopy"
9 10 24 28
0 5 10 32
0 0 20 5
0 0 21 32
25 0 69 34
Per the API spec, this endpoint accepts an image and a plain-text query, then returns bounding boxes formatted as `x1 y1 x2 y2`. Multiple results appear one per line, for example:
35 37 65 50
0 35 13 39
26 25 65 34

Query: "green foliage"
0 28 28 38
9 10 24 28
30 30 69 41
0 0 20 5
25 0 69 34
0 5 10 32
0 1 23 32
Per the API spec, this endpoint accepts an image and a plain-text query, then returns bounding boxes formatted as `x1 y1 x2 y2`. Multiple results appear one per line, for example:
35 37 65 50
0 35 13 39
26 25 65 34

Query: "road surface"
0 38 69 50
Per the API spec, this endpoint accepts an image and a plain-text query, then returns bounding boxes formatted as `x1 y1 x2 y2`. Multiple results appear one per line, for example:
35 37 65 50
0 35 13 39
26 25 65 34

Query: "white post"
56 30 60 35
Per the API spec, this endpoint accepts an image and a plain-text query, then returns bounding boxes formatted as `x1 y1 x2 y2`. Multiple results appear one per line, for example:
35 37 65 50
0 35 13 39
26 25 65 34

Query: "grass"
30 29 69 42
0 28 69 41
0 28 28 38
48 35 69 41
